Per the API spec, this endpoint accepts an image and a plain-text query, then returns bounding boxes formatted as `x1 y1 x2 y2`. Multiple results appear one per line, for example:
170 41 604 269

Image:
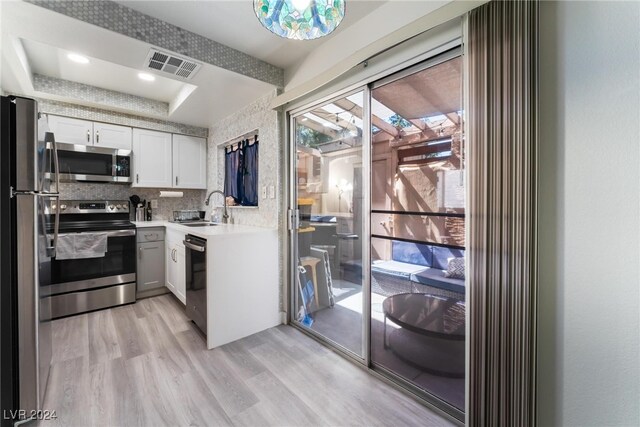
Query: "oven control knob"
60 204 67 211
108 204 115 210
51 204 56 211
116 204 122 210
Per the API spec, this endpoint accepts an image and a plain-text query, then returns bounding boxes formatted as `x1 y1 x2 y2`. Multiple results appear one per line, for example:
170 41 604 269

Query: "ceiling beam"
25 0 284 87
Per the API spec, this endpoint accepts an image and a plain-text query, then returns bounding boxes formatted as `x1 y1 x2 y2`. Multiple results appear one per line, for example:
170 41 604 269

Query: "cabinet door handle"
136 174 139 184
87 129 90 143
175 176 178 186
139 247 142 259
144 233 158 240
96 130 99 144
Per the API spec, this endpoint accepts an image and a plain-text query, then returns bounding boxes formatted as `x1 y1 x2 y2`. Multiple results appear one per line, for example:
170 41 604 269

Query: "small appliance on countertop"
44 199 137 319
171 210 206 223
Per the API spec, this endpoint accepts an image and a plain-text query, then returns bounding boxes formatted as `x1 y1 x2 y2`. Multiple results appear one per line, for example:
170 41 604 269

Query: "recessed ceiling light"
67 53 89 64
138 72 155 82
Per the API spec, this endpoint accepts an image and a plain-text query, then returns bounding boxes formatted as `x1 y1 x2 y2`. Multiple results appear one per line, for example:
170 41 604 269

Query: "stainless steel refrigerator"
0 96 59 425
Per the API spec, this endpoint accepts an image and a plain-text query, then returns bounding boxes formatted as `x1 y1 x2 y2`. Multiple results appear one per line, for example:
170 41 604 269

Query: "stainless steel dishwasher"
184 234 207 335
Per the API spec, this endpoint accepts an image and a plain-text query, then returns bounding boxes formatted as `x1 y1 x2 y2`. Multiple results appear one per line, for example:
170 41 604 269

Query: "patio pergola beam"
333 99 400 138
298 118 339 139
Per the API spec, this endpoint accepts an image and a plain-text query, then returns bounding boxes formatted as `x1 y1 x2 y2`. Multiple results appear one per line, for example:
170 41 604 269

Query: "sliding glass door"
369 53 465 414
290 90 367 358
288 49 465 420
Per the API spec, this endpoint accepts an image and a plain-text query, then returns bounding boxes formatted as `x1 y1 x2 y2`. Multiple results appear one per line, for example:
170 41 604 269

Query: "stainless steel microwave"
46 142 132 183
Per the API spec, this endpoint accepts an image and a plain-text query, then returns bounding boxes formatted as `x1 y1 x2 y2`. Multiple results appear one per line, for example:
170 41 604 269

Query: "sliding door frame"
367 47 465 422
287 86 372 367
285 46 466 425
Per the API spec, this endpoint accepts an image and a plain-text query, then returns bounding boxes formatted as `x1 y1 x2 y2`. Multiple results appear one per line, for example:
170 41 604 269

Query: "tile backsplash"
59 183 205 221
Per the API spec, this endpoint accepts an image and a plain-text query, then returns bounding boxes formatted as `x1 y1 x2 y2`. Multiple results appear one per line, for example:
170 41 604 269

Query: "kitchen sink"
183 223 218 227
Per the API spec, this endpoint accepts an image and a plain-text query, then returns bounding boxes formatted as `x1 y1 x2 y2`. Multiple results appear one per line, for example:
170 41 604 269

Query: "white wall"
206 89 284 312
538 1 640 426
284 0 450 89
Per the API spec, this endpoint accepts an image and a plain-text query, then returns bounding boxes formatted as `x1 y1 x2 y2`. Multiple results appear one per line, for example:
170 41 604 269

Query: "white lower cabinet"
165 229 186 304
175 245 186 303
165 245 177 294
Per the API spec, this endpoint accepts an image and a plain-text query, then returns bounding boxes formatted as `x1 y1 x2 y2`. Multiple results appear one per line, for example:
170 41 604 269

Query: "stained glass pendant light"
254 0 345 40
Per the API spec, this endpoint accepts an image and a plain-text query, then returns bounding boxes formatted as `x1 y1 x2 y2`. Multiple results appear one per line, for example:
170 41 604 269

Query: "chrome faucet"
204 190 229 223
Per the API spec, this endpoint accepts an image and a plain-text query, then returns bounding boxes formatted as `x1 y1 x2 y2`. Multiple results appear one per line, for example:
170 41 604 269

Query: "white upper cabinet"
47 115 93 145
172 134 207 189
47 115 204 189
47 115 132 150
93 122 132 150
132 128 173 188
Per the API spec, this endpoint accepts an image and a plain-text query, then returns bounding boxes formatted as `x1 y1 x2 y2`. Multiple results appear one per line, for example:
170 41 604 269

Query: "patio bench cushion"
410 268 465 294
372 260 428 278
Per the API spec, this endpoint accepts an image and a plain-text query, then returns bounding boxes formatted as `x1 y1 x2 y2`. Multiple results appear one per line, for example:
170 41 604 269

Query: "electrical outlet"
261 186 267 199
151 199 158 209
269 185 275 199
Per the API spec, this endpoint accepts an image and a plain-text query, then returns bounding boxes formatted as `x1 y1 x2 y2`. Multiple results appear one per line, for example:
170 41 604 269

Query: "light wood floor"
41 294 455 427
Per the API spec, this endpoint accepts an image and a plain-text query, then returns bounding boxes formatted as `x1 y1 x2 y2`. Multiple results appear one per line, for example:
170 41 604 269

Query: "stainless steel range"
45 200 136 318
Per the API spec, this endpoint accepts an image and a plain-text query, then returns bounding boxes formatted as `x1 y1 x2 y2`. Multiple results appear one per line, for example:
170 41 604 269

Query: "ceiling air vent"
144 49 201 80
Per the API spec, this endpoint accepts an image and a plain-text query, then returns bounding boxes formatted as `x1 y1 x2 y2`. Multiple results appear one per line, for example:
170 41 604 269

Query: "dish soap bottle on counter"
146 201 152 221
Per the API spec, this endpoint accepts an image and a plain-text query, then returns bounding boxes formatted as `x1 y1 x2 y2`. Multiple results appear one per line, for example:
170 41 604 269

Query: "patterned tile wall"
58 183 205 221
34 74 169 117
207 89 286 311
27 0 284 87
37 97 208 137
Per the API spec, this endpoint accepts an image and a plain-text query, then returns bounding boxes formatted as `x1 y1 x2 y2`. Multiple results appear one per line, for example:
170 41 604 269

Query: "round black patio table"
382 293 465 378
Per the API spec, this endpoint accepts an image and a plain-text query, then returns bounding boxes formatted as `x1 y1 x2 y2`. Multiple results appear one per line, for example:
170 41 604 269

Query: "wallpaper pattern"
37 98 208 137
34 74 169 117
26 0 283 87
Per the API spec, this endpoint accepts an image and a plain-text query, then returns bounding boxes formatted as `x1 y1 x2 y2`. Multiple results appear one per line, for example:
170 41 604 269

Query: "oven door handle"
58 229 136 238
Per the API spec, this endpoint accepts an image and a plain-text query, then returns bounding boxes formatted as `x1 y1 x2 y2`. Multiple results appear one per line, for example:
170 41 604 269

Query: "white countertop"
131 220 274 238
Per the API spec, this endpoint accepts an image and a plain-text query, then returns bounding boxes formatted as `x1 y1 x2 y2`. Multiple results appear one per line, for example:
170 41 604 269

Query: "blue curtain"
224 146 240 203
242 138 259 206
224 136 258 206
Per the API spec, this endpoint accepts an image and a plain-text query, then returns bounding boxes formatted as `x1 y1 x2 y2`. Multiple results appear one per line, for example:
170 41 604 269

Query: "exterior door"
369 53 466 417
290 89 367 359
